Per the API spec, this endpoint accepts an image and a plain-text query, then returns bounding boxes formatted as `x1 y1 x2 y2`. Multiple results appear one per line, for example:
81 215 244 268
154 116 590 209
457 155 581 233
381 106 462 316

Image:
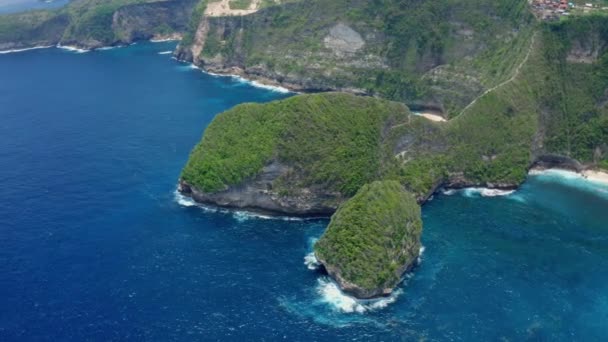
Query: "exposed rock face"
314 181 422 299
112 0 198 44
0 0 198 51
567 32 606 64
179 161 341 216
323 23 365 56
0 13 69 51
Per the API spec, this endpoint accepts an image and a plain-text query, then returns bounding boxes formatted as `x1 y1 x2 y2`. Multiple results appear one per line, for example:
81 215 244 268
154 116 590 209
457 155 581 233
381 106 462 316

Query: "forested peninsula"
3 0 606 298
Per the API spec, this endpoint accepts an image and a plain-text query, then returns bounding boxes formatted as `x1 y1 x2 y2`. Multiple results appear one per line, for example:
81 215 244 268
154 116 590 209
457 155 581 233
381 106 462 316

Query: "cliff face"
111 0 198 44
176 0 534 117
0 11 69 50
0 0 199 50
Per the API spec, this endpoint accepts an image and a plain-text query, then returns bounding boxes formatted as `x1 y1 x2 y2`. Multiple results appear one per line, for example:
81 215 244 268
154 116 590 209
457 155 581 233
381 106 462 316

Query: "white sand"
582 170 608 186
529 168 608 187
418 113 447 122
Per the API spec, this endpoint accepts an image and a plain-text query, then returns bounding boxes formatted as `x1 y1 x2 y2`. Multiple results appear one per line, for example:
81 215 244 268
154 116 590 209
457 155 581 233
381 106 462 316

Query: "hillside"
179 14 608 214
176 0 535 117
0 0 198 50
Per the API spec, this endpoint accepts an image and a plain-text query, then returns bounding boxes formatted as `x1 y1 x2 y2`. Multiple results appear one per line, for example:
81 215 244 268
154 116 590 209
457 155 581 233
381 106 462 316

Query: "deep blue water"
1 42 608 341
0 0 69 14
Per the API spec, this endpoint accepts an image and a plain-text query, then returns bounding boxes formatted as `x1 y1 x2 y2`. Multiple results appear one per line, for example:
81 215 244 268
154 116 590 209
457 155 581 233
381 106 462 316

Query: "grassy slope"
314 180 422 295
0 0 194 48
390 15 608 196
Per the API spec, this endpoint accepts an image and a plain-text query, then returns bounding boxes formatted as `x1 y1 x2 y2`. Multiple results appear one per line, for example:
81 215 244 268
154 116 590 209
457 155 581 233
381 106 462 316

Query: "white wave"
528 168 608 197
316 278 403 314
232 209 306 222
150 38 179 43
96 45 123 51
441 189 457 196
56 44 89 53
173 188 307 220
0 45 53 54
174 190 197 207
304 252 320 270
417 245 425 264
204 70 292 93
158 50 173 55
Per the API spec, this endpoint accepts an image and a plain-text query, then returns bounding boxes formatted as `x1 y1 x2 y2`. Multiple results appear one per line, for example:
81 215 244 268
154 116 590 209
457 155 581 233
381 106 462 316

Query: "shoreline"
175 59 295 93
529 166 608 186
178 165 608 220
0 45 53 54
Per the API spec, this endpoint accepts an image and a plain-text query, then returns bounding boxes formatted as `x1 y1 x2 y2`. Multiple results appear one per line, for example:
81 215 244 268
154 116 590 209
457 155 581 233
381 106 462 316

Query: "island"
314 181 422 299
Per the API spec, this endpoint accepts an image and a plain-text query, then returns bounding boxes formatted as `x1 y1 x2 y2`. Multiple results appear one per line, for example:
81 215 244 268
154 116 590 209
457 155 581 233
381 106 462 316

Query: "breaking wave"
0 45 53 54
304 252 320 270
441 188 515 198
316 278 403 314
205 70 292 93
173 189 306 221
158 51 173 55
56 44 89 53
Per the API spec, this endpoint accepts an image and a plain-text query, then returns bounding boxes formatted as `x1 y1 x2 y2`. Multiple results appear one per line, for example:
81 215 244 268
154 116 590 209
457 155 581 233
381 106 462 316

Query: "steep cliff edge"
176 0 534 117
314 181 422 299
0 0 198 50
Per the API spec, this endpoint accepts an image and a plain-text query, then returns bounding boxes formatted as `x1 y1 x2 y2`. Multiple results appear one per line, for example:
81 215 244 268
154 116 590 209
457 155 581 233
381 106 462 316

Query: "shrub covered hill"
0 0 199 50
179 7 608 297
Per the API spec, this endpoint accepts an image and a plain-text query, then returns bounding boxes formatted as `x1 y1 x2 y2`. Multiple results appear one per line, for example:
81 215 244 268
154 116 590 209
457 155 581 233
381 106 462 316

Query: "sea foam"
0 45 53 54
204 70 292 93
441 188 515 198
173 189 306 221
309 246 424 313
316 278 403 314
56 44 89 53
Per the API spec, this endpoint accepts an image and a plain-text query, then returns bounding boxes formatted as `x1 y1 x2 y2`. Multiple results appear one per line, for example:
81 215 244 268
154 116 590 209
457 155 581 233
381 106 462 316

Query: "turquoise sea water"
1 42 608 341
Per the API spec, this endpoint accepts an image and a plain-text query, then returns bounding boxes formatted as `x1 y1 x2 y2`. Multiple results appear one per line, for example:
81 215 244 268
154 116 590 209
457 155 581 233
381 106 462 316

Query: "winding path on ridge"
392 32 537 128
458 32 538 117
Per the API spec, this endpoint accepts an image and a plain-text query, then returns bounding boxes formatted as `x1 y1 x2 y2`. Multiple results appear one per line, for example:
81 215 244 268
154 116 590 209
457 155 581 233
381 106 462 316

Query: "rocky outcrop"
314 181 422 299
178 160 341 217
112 0 198 44
0 12 69 51
0 0 199 51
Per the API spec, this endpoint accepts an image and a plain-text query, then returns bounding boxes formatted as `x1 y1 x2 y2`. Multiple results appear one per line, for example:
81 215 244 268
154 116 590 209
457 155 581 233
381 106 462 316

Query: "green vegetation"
314 181 422 297
179 0 209 48
181 93 408 195
0 0 198 49
185 0 534 116
229 0 252 10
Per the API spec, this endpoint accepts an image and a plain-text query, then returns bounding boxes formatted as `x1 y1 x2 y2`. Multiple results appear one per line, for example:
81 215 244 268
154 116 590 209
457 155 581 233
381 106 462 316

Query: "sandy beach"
418 113 447 122
582 170 608 186
529 167 608 187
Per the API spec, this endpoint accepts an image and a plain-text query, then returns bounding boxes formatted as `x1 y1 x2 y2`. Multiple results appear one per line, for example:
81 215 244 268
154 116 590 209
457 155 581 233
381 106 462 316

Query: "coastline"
0 45 53 54
529 167 608 187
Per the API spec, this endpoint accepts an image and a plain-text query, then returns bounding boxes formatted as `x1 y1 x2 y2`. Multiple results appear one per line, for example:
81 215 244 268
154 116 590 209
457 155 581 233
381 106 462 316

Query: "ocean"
0 0 69 14
1 42 607 341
